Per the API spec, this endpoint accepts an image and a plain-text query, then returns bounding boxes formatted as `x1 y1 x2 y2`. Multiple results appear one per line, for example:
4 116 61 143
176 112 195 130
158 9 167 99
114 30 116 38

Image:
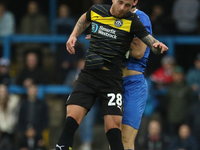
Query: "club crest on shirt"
114 19 123 27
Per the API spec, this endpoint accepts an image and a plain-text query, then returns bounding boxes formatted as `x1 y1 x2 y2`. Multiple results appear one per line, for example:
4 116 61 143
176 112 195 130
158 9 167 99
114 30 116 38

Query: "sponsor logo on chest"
91 22 117 39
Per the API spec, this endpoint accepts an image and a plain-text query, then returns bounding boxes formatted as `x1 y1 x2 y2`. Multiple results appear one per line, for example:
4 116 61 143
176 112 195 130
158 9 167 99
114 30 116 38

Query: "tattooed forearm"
71 13 91 37
141 34 161 54
76 17 89 35
142 34 158 46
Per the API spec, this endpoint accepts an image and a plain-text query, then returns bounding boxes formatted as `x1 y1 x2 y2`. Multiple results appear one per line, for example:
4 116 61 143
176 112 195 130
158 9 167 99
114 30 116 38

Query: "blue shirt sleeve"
136 10 152 35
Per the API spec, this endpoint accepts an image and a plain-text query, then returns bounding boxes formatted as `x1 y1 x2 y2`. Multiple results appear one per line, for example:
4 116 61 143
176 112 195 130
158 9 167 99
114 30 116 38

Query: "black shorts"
66 68 123 116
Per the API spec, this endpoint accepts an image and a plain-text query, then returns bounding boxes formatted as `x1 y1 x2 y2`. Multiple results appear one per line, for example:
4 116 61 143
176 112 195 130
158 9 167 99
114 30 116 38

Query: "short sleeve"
86 5 94 22
130 14 149 39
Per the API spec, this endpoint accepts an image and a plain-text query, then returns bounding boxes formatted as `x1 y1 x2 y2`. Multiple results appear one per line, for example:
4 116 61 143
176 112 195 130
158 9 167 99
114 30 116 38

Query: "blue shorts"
122 74 148 130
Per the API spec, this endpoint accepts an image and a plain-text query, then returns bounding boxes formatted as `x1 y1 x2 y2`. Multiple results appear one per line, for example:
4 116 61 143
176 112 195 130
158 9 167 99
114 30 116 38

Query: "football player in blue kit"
122 0 153 149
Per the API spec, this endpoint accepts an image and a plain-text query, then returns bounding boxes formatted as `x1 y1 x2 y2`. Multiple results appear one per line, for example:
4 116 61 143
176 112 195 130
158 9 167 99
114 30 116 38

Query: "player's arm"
132 14 168 54
70 13 91 38
129 14 151 59
129 37 147 59
141 34 168 54
66 13 91 54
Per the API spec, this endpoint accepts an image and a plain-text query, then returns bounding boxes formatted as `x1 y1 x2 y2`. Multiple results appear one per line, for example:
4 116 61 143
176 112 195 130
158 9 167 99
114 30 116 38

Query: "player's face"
111 0 134 18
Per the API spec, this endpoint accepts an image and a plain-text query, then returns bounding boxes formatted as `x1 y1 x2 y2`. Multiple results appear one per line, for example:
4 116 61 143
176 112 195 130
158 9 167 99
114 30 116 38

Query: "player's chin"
115 13 124 18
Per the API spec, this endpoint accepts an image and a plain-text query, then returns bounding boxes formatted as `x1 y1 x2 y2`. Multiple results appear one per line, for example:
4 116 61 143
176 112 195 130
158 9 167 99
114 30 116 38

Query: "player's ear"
133 0 138 6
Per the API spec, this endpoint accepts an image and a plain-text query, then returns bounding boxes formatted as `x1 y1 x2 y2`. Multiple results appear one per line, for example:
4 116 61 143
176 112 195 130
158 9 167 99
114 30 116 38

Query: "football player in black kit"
56 0 168 150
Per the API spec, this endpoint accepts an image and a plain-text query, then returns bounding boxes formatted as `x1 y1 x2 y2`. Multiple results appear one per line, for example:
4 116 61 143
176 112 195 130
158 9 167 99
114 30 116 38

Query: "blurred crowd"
0 0 200 150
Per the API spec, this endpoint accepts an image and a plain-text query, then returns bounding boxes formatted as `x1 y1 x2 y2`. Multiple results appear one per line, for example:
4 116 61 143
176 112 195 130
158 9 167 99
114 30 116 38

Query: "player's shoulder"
89 4 111 16
135 9 150 21
123 11 139 22
91 4 111 11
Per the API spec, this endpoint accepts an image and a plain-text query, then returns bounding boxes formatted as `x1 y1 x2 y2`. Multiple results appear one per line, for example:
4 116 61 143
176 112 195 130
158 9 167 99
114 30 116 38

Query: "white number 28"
107 93 122 108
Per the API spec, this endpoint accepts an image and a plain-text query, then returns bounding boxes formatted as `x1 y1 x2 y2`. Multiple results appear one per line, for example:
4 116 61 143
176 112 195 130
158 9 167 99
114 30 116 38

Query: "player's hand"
85 34 91 40
66 36 77 54
153 42 168 54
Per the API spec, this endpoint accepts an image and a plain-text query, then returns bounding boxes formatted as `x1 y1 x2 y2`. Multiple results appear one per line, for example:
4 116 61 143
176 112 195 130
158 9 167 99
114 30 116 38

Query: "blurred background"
0 0 200 150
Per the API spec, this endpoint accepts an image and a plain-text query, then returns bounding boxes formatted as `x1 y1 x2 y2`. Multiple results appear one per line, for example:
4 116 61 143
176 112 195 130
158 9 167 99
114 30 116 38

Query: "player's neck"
131 7 137 13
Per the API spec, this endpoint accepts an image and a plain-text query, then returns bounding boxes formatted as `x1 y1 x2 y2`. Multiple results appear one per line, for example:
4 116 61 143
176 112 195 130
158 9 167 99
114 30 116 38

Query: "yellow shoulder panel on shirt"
91 10 132 33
